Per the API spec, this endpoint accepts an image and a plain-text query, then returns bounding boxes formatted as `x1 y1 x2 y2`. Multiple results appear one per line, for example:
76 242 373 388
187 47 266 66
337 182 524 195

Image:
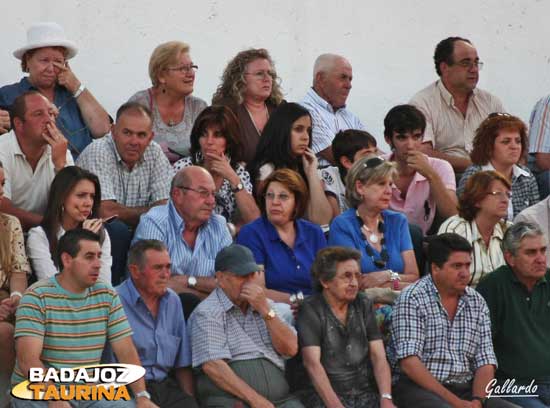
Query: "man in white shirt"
0 91 72 230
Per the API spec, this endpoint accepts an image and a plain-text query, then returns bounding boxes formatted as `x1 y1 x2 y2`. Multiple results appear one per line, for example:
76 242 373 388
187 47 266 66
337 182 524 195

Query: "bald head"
312 54 353 110
171 165 216 226
171 165 213 195
313 54 351 84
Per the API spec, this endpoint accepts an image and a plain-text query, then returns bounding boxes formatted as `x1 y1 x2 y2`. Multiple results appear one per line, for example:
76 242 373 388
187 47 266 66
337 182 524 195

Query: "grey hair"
345 155 397 208
310 246 361 292
312 53 349 86
127 239 168 270
502 222 545 256
170 168 190 195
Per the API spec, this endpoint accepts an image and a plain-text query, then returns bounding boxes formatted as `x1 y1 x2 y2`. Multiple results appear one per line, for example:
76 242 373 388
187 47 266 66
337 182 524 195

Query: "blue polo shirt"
114 278 192 381
328 209 413 273
237 216 327 295
0 77 93 158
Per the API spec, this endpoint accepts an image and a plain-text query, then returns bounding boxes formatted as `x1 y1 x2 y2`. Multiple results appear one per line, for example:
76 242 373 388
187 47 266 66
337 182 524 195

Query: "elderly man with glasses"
133 165 232 318
410 37 505 174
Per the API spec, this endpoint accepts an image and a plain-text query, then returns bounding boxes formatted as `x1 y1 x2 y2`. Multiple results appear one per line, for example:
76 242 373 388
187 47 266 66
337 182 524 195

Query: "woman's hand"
82 218 103 234
0 297 17 321
54 61 81 95
206 153 241 186
301 148 319 178
359 271 391 290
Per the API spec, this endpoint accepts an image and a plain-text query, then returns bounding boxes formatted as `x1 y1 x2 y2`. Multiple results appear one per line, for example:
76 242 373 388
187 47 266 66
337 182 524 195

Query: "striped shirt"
410 81 504 158
528 94 550 154
133 200 232 277
301 87 365 166
12 277 132 385
438 215 511 287
391 275 497 384
76 134 174 207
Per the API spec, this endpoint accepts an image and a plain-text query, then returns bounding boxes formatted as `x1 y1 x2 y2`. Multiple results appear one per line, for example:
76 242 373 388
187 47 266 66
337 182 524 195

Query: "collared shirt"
76 134 173 207
301 87 365 166
528 94 550 154
133 201 232 277
391 275 497 384
410 80 505 158
438 215 511 287
115 278 191 381
383 152 456 234
457 163 539 219
329 209 413 274
477 265 550 384
236 216 327 295
0 77 94 159
0 130 74 214
514 197 550 268
189 287 292 370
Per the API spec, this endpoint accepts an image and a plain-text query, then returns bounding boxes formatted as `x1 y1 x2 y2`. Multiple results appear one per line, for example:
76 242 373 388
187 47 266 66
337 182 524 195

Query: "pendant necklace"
356 210 380 244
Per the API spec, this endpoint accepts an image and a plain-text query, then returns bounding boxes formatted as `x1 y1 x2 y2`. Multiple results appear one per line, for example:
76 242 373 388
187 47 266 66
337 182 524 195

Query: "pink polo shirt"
383 152 456 234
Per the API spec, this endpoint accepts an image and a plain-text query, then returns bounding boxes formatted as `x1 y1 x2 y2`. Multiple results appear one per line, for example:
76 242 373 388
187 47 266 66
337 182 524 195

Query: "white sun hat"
13 22 78 60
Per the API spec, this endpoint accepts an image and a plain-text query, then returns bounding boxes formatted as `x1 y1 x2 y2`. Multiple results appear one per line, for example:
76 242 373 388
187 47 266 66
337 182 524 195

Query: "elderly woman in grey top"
296 246 395 408
129 41 207 162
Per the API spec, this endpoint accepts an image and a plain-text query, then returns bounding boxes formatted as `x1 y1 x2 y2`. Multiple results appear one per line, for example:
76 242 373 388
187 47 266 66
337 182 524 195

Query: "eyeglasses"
244 70 276 80
165 64 198 74
451 60 484 70
362 157 385 169
265 192 291 202
177 186 216 199
487 191 512 199
488 112 512 119
335 271 362 283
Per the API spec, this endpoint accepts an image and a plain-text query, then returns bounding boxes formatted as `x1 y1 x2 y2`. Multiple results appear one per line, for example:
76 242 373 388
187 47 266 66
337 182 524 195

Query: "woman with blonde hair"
129 41 207 162
212 48 284 163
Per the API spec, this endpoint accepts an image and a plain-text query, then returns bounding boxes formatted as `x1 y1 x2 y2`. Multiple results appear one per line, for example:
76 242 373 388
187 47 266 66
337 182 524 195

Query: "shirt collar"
437 80 478 108
168 199 212 234
215 287 238 312
426 274 476 302
121 277 169 306
263 216 304 245
507 265 549 286
469 219 506 244
481 162 530 179
307 87 346 113
10 129 51 159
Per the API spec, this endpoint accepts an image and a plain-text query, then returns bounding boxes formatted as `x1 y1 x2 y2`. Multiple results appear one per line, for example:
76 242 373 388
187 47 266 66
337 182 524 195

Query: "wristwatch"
381 393 392 400
264 309 276 320
188 276 197 289
135 390 151 400
231 182 244 193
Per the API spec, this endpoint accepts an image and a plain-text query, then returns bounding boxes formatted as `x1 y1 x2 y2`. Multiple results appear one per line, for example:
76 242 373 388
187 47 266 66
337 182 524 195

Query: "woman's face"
63 179 96 225
26 47 66 90
476 180 510 219
356 176 392 212
0 168 5 204
161 52 195 96
491 129 523 167
290 115 311 157
199 125 227 158
243 58 273 102
265 181 296 226
323 259 361 304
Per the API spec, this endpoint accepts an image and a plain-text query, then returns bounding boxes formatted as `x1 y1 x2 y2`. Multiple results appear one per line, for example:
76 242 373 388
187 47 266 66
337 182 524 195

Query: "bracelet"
10 291 23 299
73 83 86 99
381 393 392 400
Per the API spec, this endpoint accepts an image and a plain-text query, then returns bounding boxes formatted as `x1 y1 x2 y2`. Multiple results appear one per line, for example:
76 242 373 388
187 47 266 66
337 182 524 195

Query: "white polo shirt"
0 130 73 214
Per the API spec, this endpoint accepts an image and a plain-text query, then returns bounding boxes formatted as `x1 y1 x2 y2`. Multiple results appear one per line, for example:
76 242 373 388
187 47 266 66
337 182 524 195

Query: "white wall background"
1 0 549 150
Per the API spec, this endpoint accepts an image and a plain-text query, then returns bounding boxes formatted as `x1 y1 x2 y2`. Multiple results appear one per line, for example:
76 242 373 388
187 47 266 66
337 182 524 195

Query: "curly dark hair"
211 48 284 106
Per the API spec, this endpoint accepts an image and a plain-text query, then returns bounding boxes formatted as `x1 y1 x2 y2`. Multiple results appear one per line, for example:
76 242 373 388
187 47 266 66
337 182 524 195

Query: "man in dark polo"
477 222 550 407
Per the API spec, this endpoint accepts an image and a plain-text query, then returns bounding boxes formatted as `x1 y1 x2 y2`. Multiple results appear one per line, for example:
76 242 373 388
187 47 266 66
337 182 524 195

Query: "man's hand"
42 122 68 171
240 280 270 316
0 109 10 134
406 151 434 179
136 396 159 408
54 61 81 95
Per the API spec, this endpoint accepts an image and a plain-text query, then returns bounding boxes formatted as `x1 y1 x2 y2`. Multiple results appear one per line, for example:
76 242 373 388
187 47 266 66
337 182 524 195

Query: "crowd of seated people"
2 21 550 408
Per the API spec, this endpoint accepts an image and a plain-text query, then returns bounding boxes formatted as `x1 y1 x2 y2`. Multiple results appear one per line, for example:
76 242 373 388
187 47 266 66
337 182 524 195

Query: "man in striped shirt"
12 229 157 407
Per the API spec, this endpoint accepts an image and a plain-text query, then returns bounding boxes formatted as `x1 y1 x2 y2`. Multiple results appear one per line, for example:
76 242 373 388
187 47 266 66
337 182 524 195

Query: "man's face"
441 40 480 94
316 57 353 109
505 235 547 284
131 249 171 299
217 270 257 306
432 251 472 295
15 93 56 144
62 239 102 291
173 169 216 226
387 129 424 160
112 111 154 169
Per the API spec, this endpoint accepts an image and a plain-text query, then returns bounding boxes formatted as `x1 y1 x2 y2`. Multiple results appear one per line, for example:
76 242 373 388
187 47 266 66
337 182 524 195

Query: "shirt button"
526 297 530 301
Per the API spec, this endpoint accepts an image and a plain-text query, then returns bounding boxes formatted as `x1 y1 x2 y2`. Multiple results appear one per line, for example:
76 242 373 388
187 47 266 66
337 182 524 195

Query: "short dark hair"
310 246 361 292
427 233 472 270
332 129 377 179
55 229 101 270
434 36 472 76
127 239 168 270
10 90 44 129
383 104 426 146
115 102 153 124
